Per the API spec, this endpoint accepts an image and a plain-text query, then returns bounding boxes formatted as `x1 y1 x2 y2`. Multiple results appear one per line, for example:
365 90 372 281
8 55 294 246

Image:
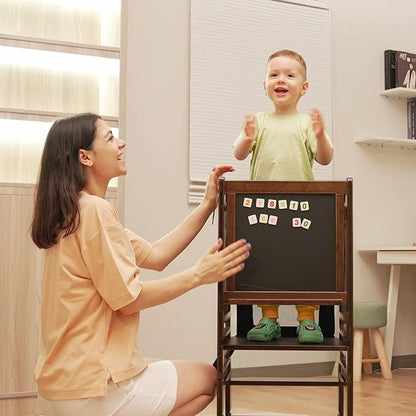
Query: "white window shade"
189 0 332 203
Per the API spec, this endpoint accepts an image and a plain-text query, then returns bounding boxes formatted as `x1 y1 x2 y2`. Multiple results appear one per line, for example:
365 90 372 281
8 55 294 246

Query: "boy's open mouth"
274 87 288 94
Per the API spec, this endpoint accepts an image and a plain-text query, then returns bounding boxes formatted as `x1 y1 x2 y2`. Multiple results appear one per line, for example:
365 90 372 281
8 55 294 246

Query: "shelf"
380 87 416 99
0 107 118 125
355 137 416 149
0 34 120 58
224 336 349 351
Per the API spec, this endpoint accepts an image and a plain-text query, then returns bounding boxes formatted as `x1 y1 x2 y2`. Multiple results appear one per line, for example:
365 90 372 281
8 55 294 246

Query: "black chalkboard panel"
234 192 336 291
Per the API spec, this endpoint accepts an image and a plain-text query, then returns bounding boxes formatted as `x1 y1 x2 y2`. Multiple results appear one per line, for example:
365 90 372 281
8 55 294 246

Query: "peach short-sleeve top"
35 192 152 400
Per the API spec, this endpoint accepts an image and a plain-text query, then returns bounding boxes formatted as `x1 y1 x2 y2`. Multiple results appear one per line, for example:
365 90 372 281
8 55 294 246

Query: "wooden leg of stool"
371 328 393 380
362 329 373 375
353 329 364 382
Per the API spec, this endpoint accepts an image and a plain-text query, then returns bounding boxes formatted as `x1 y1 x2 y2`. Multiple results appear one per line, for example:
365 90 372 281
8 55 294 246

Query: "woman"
31 112 251 416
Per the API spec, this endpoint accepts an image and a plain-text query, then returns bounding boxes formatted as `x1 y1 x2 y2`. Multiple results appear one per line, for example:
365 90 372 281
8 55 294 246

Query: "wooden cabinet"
0 185 118 415
0 1 121 414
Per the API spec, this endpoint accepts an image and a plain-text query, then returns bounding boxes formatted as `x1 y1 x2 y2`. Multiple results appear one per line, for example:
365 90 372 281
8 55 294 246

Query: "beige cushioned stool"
353 301 392 382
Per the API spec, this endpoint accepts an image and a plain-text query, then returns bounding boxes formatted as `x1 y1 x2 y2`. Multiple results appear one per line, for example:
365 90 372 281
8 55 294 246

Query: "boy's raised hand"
310 108 325 140
233 114 256 161
243 114 256 141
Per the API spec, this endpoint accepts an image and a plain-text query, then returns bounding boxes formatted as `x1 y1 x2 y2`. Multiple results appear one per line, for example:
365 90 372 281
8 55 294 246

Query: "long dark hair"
31 113 101 249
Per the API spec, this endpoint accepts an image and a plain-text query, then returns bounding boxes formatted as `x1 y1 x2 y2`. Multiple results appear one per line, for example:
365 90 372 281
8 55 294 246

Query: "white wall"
331 1 416 358
122 0 220 363
122 0 416 367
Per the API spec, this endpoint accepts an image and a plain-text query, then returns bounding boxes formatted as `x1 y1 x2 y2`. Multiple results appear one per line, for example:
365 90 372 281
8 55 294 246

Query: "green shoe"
297 319 324 344
247 318 281 342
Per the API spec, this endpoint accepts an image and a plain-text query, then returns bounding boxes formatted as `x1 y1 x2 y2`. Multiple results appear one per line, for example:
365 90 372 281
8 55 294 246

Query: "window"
189 0 332 203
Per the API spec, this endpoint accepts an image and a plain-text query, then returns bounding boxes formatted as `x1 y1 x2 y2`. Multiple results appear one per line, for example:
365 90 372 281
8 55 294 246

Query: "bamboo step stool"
353 301 393 382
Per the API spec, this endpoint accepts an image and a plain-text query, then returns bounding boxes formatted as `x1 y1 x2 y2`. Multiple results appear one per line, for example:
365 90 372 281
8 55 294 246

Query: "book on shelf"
407 99 416 140
384 49 416 90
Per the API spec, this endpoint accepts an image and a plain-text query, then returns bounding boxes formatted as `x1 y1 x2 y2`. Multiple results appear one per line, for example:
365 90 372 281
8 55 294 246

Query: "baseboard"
231 354 416 378
391 354 416 370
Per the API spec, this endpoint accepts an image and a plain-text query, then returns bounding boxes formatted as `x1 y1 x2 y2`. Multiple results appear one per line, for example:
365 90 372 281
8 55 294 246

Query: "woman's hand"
192 238 251 285
202 165 234 212
120 238 251 315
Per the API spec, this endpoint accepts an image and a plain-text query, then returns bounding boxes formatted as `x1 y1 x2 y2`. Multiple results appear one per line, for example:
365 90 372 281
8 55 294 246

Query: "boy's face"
263 55 308 113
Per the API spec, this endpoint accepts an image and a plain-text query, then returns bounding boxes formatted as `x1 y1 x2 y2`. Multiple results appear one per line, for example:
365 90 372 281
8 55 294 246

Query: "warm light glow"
0 119 118 185
0 46 119 75
34 0 121 12
0 119 52 143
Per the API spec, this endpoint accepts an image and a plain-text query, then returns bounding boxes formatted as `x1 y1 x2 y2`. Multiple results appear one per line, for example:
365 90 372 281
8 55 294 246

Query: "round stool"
353 302 392 382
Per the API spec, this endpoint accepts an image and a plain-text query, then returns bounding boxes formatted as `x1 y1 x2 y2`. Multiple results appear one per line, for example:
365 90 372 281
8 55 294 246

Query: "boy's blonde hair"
267 49 307 78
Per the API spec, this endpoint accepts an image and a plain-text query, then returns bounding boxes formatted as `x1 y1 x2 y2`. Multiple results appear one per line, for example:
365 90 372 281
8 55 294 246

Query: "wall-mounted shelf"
355 137 416 150
380 87 416 99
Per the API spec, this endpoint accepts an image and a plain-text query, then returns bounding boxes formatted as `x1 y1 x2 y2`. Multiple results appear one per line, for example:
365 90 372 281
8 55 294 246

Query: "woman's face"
87 119 127 181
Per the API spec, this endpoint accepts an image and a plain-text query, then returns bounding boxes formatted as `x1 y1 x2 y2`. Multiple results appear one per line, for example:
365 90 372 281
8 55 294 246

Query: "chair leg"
362 329 373 375
353 329 364 382
371 328 393 380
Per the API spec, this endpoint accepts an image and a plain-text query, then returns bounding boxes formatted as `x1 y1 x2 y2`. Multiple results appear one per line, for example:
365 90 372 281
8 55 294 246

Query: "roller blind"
189 0 332 203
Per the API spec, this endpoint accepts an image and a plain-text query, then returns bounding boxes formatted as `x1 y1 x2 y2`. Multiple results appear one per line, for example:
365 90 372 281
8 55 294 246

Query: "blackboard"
234 192 336 291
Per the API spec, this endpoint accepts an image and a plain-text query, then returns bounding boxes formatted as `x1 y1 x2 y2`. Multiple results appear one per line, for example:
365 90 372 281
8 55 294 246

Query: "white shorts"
38 360 178 416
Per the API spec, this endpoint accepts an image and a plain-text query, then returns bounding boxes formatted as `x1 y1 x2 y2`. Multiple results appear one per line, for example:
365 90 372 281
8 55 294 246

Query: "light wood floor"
199 368 416 416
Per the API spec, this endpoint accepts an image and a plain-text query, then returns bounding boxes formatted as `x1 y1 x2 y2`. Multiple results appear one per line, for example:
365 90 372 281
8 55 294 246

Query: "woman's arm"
119 238 251 314
140 165 234 271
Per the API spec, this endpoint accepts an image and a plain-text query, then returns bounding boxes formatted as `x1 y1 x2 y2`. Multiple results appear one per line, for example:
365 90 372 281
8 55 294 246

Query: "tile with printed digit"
267 199 277 209
248 214 258 225
301 218 311 229
243 197 253 208
256 198 265 208
259 213 268 224
289 200 299 210
268 215 278 225
300 201 310 211
292 217 302 228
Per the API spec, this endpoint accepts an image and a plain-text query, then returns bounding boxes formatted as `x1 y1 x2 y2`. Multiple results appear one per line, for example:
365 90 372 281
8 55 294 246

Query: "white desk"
359 246 416 366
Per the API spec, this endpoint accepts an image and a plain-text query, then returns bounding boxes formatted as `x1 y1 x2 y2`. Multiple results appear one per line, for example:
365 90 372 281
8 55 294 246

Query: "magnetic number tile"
289 200 299 211
256 198 265 208
259 213 268 224
301 218 312 229
267 199 277 209
248 214 258 225
278 199 288 209
268 215 278 225
292 217 302 227
300 201 310 211
243 197 253 208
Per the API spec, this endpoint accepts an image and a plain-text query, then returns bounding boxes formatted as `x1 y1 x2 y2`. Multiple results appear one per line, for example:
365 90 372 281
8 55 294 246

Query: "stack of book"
384 49 416 90
385 50 416 140
408 99 416 140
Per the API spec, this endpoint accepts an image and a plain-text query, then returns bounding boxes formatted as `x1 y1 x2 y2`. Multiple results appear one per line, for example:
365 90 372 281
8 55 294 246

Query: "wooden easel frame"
216 179 353 416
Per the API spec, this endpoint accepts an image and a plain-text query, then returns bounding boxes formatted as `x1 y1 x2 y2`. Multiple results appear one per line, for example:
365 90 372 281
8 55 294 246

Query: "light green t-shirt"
237 111 326 181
